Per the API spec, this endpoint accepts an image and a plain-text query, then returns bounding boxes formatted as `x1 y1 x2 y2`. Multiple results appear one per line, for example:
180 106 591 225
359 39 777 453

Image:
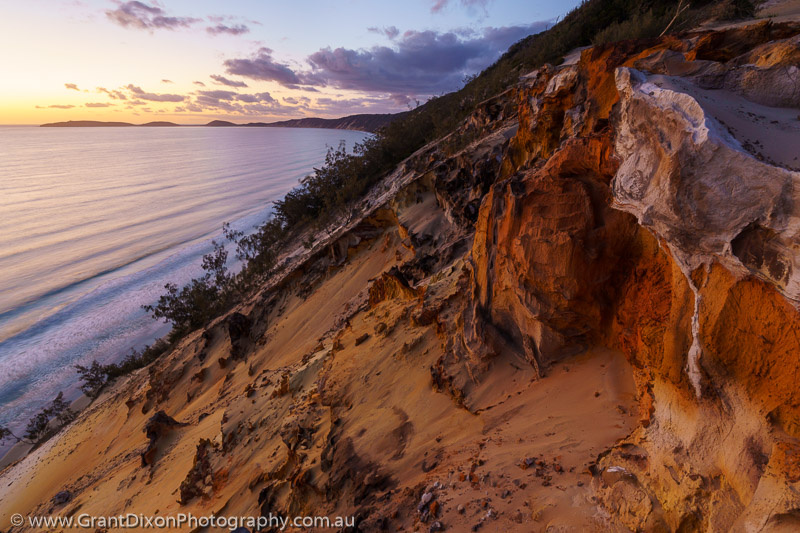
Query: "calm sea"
0 125 368 438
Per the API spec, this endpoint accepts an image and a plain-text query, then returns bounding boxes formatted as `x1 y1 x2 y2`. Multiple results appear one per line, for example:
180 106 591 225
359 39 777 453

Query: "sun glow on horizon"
0 0 579 125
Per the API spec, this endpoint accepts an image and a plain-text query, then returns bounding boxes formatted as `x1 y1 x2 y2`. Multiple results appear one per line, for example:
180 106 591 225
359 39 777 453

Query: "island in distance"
40 113 403 133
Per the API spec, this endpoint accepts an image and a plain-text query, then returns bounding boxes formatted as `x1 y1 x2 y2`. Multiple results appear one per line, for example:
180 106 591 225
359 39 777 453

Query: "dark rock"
179 439 214 504
141 411 188 466
227 312 251 341
227 312 252 358
52 490 72 505
429 521 444 532
355 333 370 346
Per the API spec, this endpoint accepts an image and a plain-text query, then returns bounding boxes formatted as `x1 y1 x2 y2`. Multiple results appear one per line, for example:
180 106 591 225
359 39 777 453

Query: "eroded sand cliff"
2 19 800 533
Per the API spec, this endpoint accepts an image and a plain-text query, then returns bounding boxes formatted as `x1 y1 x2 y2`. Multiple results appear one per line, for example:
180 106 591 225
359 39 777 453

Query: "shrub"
76 340 173 399
143 241 231 334
593 9 672 44
75 361 108 399
21 392 75 444
23 412 49 443
0 426 21 445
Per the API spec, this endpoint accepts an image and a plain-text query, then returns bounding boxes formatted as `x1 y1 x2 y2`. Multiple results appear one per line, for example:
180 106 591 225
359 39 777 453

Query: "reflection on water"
0 125 368 436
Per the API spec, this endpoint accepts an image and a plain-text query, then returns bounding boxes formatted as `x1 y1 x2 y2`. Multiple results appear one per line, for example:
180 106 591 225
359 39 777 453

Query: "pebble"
418 491 433 512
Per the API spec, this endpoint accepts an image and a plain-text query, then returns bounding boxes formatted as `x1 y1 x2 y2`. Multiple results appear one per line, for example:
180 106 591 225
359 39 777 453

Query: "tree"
0 425 22 445
142 241 231 333
23 411 50 443
48 392 76 426
75 360 108 399
22 391 76 444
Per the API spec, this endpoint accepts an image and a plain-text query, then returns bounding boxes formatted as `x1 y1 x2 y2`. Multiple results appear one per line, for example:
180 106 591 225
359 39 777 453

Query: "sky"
0 0 581 124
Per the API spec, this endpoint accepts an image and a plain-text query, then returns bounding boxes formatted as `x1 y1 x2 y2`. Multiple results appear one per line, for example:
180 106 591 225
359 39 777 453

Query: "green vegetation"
75 340 172 399
23 392 75 443
134 0 737 375
0 426 21 445
0 392 77 446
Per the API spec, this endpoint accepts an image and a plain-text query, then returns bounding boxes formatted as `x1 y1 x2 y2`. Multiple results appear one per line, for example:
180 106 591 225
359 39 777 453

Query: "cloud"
310 94 404 116
367 26 400 39
210 74 248 88
197 89 238 101
207 23 249 36
234 92 276 104
97 87 128 99
161 79 173 84
193 81 206 87
224 23 545 100
430 0 491 13
224 48 311 87
185 89 294 116
106 1 199 31
85 102 113 107
65 83 80 91
36 104 75 109
125 84 185 102
305 23 546 97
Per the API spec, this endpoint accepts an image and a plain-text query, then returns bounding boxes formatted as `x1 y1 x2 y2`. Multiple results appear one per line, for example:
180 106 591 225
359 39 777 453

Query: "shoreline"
0 128 369 462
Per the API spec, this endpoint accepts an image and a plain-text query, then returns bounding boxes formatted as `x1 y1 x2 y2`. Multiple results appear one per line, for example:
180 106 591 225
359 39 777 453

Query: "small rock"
52 490 72 505
501 489 511 498
429 520 444 532
430 500 440 517
355 333 370 346
418 491 433 512
457 504 465 514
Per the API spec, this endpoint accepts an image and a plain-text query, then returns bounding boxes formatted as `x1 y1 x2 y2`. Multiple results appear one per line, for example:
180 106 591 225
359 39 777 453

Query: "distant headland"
40 113 403 133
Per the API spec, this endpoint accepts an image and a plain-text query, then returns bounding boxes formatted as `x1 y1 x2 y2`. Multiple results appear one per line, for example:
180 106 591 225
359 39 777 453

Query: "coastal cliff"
3 19 800 533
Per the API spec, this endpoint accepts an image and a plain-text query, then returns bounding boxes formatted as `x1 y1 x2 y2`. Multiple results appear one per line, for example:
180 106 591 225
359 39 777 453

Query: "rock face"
455 19 800 531
3 19 800 533
141 411 187 467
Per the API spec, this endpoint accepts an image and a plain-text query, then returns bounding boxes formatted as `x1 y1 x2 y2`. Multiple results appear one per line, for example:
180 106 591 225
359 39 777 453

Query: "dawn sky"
0 0 582 124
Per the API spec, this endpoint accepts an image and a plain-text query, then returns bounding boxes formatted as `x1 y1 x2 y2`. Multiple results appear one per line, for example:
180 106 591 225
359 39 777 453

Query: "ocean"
0 125 368 440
